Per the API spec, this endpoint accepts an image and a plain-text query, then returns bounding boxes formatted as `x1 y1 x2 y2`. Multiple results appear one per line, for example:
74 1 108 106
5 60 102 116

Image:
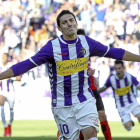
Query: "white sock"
9 109 14 126
1 106 7 128
88 137 98 140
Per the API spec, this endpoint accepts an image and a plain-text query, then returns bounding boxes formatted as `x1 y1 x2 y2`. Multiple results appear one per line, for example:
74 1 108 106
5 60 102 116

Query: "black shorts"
92 90 105 111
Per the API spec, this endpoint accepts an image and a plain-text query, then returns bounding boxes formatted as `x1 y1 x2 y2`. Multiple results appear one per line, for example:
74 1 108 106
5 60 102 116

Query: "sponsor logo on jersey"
57 57 88 76
57 52 67 55
115 86 131 96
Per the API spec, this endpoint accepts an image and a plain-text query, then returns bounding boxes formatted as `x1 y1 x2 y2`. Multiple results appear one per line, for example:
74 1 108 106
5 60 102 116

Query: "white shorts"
52 99 99 140
0 91 15 108
118 102 140 124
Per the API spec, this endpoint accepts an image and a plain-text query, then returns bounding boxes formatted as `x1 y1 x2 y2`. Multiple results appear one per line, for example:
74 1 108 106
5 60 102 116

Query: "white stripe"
110 76 120 108
126 73 136 102
120 78 127 106
52 38 64 106
29 58 38 66
68 43 80 104
58 36 67 44
79 35 93 99
102 46 110 57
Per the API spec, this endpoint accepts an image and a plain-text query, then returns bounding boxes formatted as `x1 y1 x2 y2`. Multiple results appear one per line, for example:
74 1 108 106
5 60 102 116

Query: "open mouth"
117 73 121 76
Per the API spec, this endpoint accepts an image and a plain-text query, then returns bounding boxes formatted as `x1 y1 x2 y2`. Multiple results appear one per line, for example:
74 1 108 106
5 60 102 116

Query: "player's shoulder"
78 35 96 44
41 38 58 50
109 74 116 81
126 72 137 80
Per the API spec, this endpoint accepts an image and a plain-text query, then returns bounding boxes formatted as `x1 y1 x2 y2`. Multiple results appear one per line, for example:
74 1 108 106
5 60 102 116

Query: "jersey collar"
59 35 79 44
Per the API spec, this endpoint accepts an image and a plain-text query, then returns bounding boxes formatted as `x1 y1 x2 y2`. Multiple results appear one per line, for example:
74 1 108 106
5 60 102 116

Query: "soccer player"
98 60 140 131
0 10 140 140
0 53 21 136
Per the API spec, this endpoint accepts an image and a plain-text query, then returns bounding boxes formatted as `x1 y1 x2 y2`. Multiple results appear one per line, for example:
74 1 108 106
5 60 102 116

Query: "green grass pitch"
0 120 139 140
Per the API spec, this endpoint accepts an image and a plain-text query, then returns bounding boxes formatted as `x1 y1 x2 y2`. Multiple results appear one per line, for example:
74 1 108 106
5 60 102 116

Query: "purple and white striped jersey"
11 35 125 107
104 72 140 109
0 63 14 92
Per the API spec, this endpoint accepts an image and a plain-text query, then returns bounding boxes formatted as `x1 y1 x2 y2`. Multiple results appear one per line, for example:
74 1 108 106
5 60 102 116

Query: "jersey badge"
80 47 86 56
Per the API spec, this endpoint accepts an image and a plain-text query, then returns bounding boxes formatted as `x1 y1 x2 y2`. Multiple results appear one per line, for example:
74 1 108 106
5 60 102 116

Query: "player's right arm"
0 68 14 80
98 77 111 93
98 87 107 93
0 41 53 81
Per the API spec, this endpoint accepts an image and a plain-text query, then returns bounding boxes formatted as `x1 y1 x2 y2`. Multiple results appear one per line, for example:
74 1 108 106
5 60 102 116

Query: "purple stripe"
59 41 72 106
7 80 9 92
77 71 88 102
124 77 132 103
115 78 124 107
76 40 87 102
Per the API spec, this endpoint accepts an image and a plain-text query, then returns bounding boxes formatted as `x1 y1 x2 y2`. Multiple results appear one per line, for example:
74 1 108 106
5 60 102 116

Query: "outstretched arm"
0 68 14 80
98 87 107 93
122 50 140 62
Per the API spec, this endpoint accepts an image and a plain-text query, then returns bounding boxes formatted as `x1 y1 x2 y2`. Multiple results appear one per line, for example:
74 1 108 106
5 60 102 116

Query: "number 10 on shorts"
59 124 69 134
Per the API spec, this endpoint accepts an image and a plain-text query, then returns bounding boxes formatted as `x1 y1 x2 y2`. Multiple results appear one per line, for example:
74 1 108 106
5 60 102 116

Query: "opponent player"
0 10 140 140
0 53 21 136
98 60 140 131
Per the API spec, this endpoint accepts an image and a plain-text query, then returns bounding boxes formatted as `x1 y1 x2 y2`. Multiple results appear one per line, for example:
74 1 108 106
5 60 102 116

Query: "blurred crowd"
0 0 140 97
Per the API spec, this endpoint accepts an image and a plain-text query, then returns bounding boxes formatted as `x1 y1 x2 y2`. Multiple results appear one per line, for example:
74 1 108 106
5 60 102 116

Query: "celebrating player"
98 60 140 131
1 10 140 140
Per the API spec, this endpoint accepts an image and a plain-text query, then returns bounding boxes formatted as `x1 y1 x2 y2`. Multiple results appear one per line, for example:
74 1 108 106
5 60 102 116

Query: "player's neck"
118 73 125 79
63 34 77 40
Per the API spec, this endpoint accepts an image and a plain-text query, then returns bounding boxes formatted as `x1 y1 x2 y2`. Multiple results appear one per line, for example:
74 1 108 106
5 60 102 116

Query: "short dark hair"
57 10 77 27
77 29 86 35
114 60 124 67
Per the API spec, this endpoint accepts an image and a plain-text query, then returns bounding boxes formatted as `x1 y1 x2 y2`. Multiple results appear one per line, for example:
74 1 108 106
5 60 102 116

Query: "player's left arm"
122 51 140 62
0 68 14 81
131 75 140 90
86 36 140 61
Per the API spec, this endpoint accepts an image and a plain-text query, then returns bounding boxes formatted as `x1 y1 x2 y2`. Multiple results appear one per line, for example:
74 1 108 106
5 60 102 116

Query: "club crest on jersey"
80 47 86 56
126 81 129 85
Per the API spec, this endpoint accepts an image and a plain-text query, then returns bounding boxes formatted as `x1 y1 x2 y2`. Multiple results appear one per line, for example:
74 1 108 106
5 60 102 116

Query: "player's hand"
88 69 95 76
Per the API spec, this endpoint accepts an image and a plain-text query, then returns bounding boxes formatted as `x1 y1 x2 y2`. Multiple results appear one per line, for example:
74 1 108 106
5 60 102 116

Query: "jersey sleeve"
131 75 140 86
104 77 111 88
85 36 125 60
30 40 53 66
11 41 54 76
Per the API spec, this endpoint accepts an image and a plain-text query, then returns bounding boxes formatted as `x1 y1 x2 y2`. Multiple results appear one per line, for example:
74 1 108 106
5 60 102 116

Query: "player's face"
114 64 125 79
58 14 78 40
2 54 8 65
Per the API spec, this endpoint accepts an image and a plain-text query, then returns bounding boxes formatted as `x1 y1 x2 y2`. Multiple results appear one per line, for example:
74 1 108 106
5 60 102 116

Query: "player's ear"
57 26 62 32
